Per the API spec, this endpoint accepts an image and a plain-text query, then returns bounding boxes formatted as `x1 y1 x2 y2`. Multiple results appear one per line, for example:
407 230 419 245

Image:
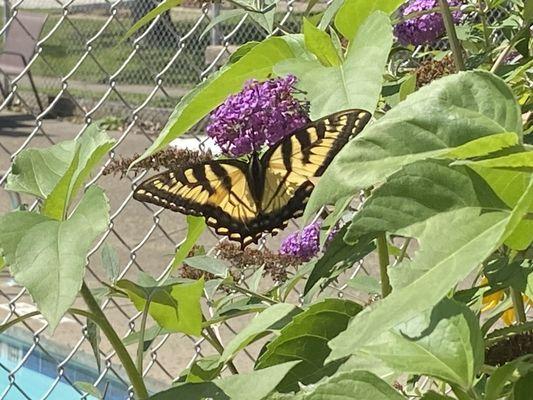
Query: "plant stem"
80 282 149 399
510 287 527 323
438 0 465 71
477 0 491 53
136 297 152 375
490 26 528 73
203 325 239 374
228 283 278 305
377 233 392 297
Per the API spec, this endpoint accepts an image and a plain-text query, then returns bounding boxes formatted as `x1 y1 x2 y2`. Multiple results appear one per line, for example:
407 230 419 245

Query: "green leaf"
347 275 381 294
304 226 375 295
255 299 362 391
399 73 416 101
6 140 77 198
514 371 533 399
485 356 533 400
133 35 308 165
0 254 4 271
172 215 206 270
303 18 340 67
0 186 109 330
41 147 81 220
421 392 456 400
11 125 114 220
465 149 533 170
275 11 392 120
200 10 245 39
74 382 103 399
335 0 403 40
356 299 484 388
101 242 120 283
249 7 276 35
183 256 228 277
292 370 404 400
86 317 101 372
124 0 182 40
524 0 533 22
328 207 514 363
117 277 204 336
305 71 522 218
217 362 300 400
151 361 300 400
344 160 507 244
187 356 224 383
221 303 297 362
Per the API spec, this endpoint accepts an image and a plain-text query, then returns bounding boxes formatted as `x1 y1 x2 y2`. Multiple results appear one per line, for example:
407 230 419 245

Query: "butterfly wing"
260 109 371 217
133 159 262 247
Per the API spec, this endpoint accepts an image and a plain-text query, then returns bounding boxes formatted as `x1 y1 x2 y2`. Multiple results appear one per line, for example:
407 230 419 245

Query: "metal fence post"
2 0 10 96
210 0 221 46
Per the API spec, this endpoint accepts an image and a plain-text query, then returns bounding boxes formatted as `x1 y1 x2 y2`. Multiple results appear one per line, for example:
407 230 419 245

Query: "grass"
28 11 299 87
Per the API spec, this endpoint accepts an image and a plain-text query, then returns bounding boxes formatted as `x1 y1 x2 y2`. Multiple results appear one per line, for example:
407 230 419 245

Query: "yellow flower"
480 277 532 326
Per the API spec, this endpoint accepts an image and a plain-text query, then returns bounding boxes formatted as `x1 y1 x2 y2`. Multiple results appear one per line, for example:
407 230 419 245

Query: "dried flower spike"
206 75 309 157
216 242 302 282
415 55 456 87
394 0 463 46
103 148 213 178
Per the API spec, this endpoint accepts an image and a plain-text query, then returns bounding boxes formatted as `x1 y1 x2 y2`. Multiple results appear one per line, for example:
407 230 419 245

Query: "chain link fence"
0 1 327 399
0 0 515 399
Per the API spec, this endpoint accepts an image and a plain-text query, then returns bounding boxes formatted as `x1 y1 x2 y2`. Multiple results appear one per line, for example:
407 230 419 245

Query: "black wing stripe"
192 165 215 195
281 136 293 171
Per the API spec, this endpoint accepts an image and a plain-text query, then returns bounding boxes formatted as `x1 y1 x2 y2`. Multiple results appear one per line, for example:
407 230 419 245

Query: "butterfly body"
134 109 371 248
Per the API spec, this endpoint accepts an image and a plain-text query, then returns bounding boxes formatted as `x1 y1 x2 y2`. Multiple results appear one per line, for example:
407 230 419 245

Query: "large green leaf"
221 303 298 362
485 356 533 400
133 35 309 165
150 361 300 400
6 141 76 198
305 71 523 218
172 215 206 269
275 11 393 120
334 0 403 40
356 299 484 389
6 125 114 220
344 160 507 244
255 299 362 391
303 18 340 67
327 207 513 362
0 186 109 329
277 370 405 400
117 277 204 336
472 166 533 250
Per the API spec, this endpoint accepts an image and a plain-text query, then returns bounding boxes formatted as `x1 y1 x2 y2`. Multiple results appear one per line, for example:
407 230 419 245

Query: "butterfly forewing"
134 160 261 244
260 109 371 215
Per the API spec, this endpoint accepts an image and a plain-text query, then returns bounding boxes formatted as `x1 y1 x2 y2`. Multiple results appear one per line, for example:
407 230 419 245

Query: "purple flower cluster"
279 222 321 262
206 75 309 157
394 0 463 46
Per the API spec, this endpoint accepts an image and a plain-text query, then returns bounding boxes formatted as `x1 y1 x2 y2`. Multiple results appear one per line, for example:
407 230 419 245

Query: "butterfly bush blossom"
279 222 321 262
206 75 309 157
394 0 463 46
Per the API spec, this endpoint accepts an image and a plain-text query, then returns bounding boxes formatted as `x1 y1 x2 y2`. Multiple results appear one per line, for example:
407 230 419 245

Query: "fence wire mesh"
0 0 514 399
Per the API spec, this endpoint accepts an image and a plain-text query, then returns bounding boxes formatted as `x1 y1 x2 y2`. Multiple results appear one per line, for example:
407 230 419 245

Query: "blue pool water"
0 333 129 399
